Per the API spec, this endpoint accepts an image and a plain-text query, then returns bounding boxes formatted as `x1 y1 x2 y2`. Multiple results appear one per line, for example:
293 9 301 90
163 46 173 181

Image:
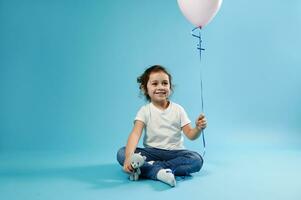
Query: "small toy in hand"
129 152 146 181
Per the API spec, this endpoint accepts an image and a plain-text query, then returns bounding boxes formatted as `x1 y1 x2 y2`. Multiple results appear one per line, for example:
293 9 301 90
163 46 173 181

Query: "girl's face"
146 71 171 103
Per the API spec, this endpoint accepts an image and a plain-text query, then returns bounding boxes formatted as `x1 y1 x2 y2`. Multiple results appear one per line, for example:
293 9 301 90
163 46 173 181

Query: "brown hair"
137 65 174 101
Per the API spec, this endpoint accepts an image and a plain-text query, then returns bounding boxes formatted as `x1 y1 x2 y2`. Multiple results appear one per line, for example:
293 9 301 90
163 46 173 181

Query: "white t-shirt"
135 101 191 150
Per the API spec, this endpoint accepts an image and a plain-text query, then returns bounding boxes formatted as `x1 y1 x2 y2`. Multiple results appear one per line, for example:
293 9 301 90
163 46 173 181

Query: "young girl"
117 65 207 187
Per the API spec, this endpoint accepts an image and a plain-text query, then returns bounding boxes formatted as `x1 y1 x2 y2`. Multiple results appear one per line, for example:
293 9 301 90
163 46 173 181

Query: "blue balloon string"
191 27 206 157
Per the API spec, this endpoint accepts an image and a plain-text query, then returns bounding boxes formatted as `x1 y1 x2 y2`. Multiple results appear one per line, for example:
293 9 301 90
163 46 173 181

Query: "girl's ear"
141 85 147 94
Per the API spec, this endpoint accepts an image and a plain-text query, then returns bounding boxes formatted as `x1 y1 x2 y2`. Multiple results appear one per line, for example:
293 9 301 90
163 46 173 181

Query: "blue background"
1 0 300 199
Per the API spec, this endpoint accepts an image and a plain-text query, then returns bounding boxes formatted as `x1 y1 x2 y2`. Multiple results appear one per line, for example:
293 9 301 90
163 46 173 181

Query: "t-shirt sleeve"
134 106 146 124
179 105 191 127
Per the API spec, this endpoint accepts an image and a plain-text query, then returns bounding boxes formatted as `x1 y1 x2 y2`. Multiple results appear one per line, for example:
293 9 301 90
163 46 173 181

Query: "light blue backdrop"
1 0 300 158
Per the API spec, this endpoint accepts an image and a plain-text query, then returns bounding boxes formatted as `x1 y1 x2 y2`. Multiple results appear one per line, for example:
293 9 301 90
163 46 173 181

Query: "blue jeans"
116 147 203 180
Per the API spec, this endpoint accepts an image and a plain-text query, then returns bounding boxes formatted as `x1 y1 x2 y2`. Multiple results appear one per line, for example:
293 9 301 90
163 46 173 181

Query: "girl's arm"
182 114 207 140
123 120 144 173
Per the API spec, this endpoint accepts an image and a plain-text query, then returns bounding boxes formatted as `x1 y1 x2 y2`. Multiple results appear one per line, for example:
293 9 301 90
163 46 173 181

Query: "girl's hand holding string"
195 113 207 130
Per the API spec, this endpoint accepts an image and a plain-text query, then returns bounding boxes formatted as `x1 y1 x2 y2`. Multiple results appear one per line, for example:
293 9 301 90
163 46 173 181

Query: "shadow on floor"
0 162 212 191
0 163 130 189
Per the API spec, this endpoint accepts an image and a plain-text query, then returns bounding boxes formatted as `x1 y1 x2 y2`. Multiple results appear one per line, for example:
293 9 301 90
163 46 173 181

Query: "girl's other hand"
123 157 133 174
196 113 207 130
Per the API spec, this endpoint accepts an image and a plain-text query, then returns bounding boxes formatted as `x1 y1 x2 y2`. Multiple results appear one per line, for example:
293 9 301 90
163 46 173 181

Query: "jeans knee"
116 147 126 165
194 155 203 172
188 152 203 172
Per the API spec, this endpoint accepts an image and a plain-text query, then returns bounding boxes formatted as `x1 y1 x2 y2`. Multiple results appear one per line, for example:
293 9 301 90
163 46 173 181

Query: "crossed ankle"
156 169 176 187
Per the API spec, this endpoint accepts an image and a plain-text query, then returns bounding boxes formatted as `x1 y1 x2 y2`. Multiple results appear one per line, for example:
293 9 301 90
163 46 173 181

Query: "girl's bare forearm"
125 132 140 158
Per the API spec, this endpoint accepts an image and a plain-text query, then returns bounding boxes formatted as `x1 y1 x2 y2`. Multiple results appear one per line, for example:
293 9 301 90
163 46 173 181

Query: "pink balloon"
177 0 223 28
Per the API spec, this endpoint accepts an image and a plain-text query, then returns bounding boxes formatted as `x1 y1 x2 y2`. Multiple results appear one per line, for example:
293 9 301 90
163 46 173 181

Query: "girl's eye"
152 83 157 86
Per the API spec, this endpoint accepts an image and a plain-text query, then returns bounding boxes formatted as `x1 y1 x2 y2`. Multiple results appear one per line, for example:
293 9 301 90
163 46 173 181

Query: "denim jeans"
116 147 203 180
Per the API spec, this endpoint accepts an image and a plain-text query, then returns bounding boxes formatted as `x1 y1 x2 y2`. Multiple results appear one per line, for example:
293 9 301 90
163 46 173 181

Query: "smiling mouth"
155 92 166 95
